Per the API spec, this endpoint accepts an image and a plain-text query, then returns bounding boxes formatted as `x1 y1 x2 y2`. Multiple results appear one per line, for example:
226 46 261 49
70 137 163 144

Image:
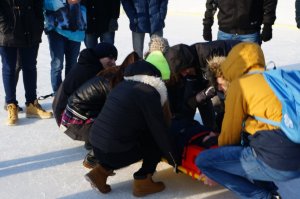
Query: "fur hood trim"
124 75 167 106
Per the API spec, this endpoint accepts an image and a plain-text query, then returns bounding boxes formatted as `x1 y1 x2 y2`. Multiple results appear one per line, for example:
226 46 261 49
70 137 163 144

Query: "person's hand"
261 24 272 42
195 86 216 103
203 25 212 41
67 0 80 5
200 174 218 186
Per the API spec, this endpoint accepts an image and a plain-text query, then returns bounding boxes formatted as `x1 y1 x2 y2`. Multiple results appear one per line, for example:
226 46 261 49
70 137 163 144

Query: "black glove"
261 24 272 42
195 86 216 103
187 86 216 108
203 25 212 41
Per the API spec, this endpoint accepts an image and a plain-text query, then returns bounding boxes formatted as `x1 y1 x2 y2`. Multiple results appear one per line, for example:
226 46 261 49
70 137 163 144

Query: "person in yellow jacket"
195 42 300 199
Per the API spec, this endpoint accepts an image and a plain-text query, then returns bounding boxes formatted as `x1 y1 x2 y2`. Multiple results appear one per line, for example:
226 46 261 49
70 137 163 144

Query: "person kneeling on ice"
85 51 180 196
195 42 300 199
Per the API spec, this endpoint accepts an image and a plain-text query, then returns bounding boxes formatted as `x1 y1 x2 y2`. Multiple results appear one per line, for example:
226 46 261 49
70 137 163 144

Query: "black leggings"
93 131 162 177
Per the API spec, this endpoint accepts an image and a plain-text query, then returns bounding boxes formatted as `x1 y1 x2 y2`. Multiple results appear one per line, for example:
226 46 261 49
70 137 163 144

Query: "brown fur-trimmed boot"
85 164 114 194
132 174 165 197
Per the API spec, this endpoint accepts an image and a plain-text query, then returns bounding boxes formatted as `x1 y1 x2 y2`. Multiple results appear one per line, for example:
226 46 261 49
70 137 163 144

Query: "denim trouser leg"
64 39 80 78
19 45 39 104
217 30 261 44
0 46 38 104
84 33 98 48
48 31 80 93
132 32 145 58
1 47 18 104
100 31 115 44
196 146 300 199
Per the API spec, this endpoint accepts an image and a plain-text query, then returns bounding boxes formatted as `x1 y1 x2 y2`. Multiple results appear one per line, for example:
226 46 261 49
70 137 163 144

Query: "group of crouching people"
52 38 300 199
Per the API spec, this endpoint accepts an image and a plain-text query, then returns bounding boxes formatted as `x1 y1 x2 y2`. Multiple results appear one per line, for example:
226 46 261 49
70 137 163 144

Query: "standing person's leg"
0 46 19 125
19 45 53 119
100 31 115 44
47 31 65 93
64 39 80 78
196 146 298 199
132 31 145 58
18 45 39 104
0 47 18 104
150 29 163 38
84 33 98 48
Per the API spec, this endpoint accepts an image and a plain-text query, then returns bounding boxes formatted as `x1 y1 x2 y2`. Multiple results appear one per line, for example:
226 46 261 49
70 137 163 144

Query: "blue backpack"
254 69 300 143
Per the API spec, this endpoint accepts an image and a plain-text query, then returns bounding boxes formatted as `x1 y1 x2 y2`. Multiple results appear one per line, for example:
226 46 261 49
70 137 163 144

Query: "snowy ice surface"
0 0 299 199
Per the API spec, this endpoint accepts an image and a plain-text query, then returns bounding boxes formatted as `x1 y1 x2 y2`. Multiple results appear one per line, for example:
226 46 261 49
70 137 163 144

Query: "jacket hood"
221 42 265 82
165 44 195 73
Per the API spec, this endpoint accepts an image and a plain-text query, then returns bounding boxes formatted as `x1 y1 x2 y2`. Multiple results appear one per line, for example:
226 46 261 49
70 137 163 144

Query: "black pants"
93 131 162 177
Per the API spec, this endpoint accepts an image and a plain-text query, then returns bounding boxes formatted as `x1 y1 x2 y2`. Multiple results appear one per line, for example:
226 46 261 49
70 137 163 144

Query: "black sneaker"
83 150 99 169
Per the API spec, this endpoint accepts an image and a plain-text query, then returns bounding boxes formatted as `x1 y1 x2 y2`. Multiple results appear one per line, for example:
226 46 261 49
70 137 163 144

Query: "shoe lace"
33 100 46 112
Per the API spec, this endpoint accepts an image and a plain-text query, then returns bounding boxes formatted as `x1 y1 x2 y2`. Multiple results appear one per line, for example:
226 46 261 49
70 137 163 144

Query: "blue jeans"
217 30 261 44
0 45 39 104
84 32 115 48
47 31 81 93
196 146 300 199
132 30 163 58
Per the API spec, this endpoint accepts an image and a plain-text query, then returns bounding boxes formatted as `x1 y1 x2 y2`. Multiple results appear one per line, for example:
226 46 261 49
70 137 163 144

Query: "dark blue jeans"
196 146 300 199
47 31 81 93
0 45 39 104
84 32 115 48
217 30 261 45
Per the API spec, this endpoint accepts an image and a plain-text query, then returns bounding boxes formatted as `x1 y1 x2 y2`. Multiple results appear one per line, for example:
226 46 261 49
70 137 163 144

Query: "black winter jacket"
81 0 120 35
52 48 104 125
68 76 110 119
90 60 180 166
0 0 44 47
203 0 278 34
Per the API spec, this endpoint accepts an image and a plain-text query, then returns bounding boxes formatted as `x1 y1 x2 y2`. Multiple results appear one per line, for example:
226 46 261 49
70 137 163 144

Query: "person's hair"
96 51 141 88
205 56 226 87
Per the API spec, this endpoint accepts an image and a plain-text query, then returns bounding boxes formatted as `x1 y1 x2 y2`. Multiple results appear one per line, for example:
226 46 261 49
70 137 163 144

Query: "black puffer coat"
90 60 180 166
0 0 44 47
52 48 104 125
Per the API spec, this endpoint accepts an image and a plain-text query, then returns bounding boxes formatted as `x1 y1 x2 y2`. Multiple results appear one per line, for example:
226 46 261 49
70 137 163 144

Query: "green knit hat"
145 51 170 80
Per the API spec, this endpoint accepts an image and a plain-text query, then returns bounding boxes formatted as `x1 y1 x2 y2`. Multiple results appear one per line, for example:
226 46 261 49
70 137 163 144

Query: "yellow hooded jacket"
218 42 282 146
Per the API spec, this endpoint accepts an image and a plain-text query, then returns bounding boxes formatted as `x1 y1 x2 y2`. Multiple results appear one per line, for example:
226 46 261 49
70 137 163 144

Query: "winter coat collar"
124 75 167 106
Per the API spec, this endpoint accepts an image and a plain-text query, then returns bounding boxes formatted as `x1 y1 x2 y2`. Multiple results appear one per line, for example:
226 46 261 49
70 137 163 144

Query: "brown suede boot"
132 174 165 197
85 164 114 194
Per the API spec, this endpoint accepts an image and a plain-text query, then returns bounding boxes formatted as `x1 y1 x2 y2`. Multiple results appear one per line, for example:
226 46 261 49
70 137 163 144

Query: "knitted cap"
145 51 170 80
92 42 118 60
148 35 170 54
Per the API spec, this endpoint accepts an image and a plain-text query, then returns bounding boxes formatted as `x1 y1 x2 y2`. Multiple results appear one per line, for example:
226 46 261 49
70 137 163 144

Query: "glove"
261 24 272 42
195 86 216 103
187 86 216 109
203 25 212 41
108 18 118 32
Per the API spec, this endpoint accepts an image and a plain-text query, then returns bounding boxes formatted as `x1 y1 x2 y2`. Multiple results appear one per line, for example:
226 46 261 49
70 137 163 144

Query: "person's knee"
195 150 213 170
